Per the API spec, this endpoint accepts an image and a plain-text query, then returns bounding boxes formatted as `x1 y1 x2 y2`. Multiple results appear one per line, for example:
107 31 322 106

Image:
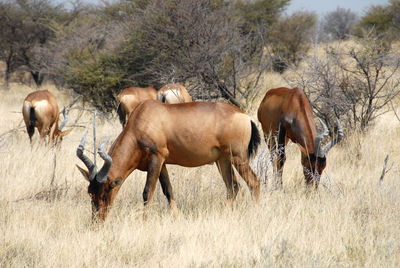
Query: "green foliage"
268 11 317 71
233 0 290 34
356 0 400 40
233 0 290 58
0 1 24 86
63 49 127 112
0 0 70 87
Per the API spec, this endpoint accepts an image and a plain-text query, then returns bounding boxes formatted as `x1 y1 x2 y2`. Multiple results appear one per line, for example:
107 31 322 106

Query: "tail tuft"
117 103 126 127
28 106 36 138
248 120 261 159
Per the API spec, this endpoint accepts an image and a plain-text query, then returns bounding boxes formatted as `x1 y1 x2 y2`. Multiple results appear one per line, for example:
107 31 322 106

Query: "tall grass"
1 81 400 267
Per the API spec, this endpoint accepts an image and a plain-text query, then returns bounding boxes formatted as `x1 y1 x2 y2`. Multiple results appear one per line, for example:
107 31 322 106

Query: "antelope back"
257 87 317 153
117 87 157 115
157 83 192 104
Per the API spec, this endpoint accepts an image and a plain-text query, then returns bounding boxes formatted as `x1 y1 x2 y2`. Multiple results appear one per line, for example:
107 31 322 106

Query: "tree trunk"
4 65 10 90
217 82 242 108
31 71 45 87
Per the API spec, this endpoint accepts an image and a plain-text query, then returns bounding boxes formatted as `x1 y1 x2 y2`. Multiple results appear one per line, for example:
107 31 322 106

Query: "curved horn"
96 136 112 183
76 131 97 181
58 109 69 131
314 119 329 158
323 118 344 154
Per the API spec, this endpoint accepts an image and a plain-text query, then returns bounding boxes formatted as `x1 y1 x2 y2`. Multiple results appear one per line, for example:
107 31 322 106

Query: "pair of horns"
59 96 80 131
314 118 344 158
76 131 112 183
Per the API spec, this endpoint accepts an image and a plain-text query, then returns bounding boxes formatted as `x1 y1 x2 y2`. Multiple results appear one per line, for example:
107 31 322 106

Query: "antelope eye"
308 153 316 162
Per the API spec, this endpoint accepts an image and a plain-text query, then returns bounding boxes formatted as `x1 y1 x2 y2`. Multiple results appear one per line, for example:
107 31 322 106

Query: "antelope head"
303 118 344 186
55 109 73 144
76 131 122 221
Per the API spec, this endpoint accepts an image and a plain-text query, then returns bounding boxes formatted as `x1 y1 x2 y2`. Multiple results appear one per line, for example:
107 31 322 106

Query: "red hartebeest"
116 83 192 127
22 90 71 144
77 100 260 221
116 86 157 127
257 87 343 188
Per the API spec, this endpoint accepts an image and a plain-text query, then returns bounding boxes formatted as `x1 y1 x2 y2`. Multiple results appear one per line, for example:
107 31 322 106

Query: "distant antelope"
77 100 260 221
22 90 71 145
257 87 343 188
116 83 192 127
156 83 192 104
117 86 157 127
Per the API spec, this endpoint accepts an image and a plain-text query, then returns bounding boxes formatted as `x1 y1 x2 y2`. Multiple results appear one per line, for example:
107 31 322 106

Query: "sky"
78 0 389 16
286 0 389 15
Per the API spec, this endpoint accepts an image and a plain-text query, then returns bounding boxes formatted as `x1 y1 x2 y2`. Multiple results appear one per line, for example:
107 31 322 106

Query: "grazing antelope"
77 100 261 221
116 83 192 127
22 90 71 144
257 87 343 188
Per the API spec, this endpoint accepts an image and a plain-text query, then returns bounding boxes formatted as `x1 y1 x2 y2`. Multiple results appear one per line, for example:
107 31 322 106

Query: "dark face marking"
88 177 110 221
302 153 327 186
316 156 327 175
87 176 123 221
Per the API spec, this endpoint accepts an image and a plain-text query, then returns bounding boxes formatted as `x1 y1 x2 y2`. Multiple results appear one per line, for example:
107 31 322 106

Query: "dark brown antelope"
77 100 261 221
22 90 71 145
257 87 343 188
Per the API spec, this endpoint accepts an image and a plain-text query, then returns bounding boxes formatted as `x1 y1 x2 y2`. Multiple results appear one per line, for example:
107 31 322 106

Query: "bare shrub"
286 34 400 132
320 7 358 41
117 0 270 108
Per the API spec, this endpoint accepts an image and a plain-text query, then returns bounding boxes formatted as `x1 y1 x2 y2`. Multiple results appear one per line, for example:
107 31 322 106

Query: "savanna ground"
1 64 400 267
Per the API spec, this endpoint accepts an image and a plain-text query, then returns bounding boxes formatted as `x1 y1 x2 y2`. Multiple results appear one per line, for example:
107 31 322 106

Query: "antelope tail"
27 104 36 139
157 92 166 103
248 120 261 159
117 103 126 127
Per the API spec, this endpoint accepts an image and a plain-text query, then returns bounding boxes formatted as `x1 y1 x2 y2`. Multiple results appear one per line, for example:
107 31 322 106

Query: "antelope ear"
110 177 122 188
76 165 90 181
60 128 73 136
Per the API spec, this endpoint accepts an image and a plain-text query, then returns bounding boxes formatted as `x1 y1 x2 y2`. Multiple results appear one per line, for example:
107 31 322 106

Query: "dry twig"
379 154 393 184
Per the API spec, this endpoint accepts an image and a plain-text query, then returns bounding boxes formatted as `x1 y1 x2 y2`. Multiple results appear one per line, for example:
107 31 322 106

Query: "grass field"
1 79 400 267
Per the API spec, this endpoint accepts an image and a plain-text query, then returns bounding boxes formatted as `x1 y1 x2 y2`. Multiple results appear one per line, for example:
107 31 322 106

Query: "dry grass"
1 80 400 267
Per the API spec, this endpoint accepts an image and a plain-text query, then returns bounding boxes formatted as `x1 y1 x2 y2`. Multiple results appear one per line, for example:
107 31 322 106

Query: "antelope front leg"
143 154 163 221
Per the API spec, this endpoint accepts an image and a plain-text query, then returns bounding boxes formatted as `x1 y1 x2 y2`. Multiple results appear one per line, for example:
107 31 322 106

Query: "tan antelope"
116 86 157 127
22 90 71 145
77 100 261 221
257 87 343 188
156 83 192 104
116 83 192 127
